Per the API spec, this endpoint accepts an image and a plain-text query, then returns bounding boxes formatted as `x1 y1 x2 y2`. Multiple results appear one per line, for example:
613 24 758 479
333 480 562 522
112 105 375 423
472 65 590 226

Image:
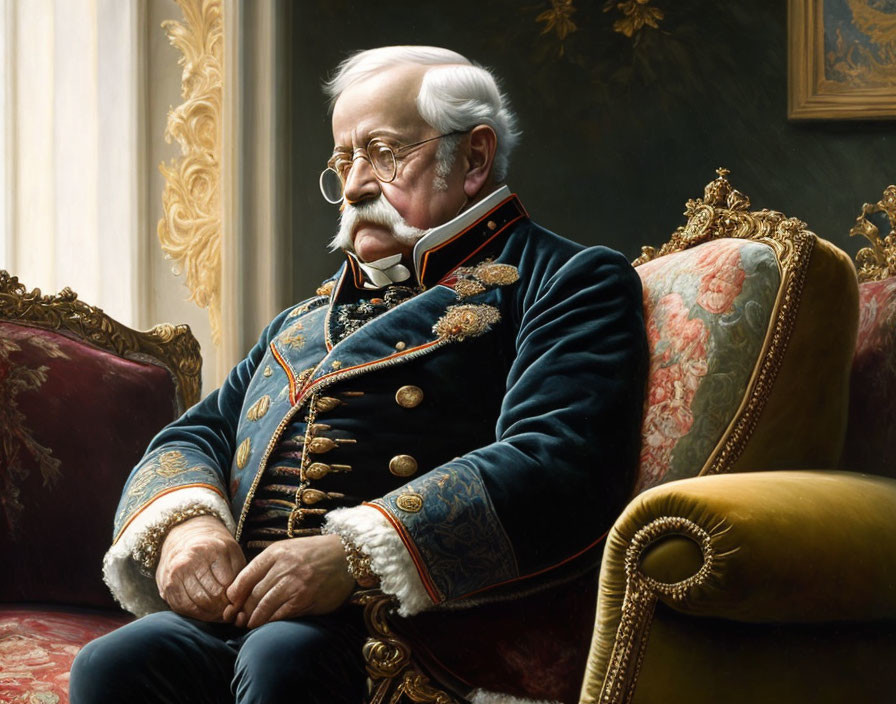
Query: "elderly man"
71 46 647 703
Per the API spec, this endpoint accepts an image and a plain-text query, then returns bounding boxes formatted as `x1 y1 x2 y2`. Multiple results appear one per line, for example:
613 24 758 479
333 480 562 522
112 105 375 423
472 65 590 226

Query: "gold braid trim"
600 517 714 704
703 231 815 475
341 536 379 588
133 505 220 575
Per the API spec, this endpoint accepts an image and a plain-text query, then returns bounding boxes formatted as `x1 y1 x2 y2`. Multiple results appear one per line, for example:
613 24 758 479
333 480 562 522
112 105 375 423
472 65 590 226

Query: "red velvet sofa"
0 272 200 704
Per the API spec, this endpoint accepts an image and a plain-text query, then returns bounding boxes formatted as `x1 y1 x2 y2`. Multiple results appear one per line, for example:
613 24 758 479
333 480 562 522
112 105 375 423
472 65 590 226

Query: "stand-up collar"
345 186 528 291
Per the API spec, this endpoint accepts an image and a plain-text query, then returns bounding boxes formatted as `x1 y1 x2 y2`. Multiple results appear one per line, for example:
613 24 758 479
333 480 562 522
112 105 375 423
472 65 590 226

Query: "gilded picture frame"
788 0 896 119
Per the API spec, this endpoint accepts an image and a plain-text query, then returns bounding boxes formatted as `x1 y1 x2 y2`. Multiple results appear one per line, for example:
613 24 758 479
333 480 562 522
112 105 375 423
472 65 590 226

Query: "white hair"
324 46 520 182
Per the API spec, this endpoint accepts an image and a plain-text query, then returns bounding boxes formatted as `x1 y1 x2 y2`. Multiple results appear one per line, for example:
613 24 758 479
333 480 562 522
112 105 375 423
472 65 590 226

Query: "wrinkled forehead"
331 64 430 146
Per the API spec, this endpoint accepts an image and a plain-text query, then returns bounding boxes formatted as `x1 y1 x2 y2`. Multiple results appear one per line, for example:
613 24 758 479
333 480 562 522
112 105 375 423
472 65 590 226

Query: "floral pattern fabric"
635 239 781 492
841 277 896 478
0 607 131 704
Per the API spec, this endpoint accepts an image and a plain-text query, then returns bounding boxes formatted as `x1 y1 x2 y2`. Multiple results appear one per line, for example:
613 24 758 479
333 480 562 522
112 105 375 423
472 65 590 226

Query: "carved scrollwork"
158 0 223 345
354 590 462 704
0 271 201 412
633 168 807 270
849 185 896 283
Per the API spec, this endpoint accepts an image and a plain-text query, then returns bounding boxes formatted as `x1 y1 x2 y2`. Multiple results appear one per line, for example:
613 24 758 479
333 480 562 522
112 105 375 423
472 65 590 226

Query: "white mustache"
329 197 427 253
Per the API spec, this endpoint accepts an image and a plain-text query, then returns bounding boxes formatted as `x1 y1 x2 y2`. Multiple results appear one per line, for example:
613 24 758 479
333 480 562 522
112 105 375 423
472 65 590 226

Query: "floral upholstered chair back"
0 273 201 609
840 185 896 480
633 170 859 494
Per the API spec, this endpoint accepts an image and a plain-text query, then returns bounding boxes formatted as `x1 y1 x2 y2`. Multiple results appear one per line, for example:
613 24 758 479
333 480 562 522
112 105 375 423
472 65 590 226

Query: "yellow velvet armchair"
583 180 896 704
358 173 896 704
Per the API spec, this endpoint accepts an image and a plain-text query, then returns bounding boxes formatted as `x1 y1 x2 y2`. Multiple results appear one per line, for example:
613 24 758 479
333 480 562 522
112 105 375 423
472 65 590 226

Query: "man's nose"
342 156 381 204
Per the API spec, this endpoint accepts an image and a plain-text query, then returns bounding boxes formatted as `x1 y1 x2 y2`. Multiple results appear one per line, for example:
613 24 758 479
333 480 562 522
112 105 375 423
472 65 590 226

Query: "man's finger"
226 554 268 607
228 543 247 576
195 564 226 598
245 580 291 630
182 571 220 613
209 554 235 589
239 571 277 626
267 599 304 625
165 580 211 620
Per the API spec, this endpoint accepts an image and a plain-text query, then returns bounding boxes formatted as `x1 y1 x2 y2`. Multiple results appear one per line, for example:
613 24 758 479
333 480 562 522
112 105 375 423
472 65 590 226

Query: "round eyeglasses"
319 131 467 204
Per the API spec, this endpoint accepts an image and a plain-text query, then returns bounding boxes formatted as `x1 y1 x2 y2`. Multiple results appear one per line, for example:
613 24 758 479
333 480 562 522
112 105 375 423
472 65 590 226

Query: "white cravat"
356 253 412 289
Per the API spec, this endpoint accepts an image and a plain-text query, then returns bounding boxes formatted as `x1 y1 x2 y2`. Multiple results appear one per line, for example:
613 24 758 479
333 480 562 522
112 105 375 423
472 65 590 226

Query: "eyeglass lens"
320 141 400 204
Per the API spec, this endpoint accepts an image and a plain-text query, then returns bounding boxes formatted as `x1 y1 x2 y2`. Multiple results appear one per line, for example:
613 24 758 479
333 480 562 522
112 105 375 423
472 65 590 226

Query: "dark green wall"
280 0 894 298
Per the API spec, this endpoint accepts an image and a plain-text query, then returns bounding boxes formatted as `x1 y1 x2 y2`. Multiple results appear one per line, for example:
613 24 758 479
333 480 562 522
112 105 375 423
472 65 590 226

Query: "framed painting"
789 0 896 119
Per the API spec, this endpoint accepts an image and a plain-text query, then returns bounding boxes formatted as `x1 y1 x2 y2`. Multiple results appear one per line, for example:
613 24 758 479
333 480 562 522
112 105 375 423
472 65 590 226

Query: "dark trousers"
69 608 367 704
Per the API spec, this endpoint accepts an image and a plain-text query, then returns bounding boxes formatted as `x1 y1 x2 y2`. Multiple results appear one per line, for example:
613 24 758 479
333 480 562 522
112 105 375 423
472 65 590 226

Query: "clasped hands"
155 515 355 629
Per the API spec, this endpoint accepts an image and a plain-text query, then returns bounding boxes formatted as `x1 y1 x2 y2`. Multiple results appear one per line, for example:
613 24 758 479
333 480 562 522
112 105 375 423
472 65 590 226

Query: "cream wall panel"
0 0 12 266
98 0 144 326
13 0 55 289
53 0 99 307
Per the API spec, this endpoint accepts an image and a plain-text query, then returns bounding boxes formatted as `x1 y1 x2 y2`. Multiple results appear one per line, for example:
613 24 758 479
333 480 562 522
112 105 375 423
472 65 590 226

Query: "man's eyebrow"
331 128 406 152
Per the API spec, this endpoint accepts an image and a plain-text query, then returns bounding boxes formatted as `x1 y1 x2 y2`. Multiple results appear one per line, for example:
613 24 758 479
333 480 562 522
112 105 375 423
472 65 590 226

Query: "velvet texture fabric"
0 323 177 609
582 471 896 704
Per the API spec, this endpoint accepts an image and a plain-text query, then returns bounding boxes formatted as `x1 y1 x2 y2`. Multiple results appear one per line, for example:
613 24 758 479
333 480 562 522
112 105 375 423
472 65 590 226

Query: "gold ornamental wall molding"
158 0 224 345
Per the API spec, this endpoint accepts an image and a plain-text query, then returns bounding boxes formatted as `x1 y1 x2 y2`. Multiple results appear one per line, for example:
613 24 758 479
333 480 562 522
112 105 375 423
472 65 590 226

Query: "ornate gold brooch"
452 260 519 299
433 304 501 342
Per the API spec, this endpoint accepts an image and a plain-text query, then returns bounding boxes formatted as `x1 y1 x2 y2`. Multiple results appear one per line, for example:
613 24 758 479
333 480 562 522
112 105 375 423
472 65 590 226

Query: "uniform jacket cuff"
324 505 434 616
102 487 234 617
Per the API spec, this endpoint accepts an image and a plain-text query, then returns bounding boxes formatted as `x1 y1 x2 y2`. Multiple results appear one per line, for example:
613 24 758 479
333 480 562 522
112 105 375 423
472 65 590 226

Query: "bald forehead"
331 64 429 145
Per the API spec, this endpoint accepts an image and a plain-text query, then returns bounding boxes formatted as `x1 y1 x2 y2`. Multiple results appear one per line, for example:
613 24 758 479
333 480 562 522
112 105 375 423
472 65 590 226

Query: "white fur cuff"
324 505 433 617
102 487 234 617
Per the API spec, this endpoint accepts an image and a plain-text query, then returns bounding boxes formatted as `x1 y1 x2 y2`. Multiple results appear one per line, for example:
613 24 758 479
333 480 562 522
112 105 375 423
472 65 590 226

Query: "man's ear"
463 125 498 198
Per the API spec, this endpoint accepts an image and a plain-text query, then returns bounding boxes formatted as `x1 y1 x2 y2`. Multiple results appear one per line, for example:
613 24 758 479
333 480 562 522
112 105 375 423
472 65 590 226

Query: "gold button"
315 396 341 413
395 385 424 409
396 493 423 513
331 360 342 369
307 437 337 454
487 220 497 230
263 365 273 377
305 462 331 480
394 341 407 351
236 438 251 469
301 488 326 505
246 395 271 421
389 454 418 477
